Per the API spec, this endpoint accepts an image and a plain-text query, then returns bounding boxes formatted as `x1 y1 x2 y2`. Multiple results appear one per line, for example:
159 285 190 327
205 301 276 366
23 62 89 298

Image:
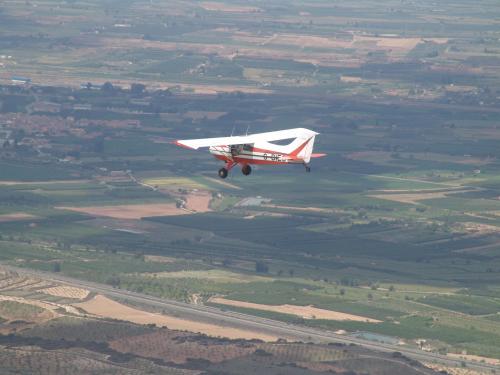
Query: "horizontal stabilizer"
311 153 327 158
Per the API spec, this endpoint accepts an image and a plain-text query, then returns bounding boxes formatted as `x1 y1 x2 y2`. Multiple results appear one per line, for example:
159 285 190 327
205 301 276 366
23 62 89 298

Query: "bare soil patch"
368 189 470 204
0 276 51 292
239 32 426 54
340 76 362 83
146 270 269 284
0 295 59 322
40 286 89 300
56 203 187 219
209 297 381 323
445 84 477 93
447 353 500 366
424 363 484 375
460 222 500 235
203 176 242 190
262 204 338 214
144 255 176 263
74 295 280 341
0 180 89 186
355 35 422 51
243 211 290 219
185 191 212 212
200 2 262 13
0 213 37 223
184 111 226 120
268 34 351 49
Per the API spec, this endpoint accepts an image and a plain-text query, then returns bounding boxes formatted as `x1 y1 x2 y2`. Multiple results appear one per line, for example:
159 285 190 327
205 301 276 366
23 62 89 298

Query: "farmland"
0 267 443 375
0 0 500 373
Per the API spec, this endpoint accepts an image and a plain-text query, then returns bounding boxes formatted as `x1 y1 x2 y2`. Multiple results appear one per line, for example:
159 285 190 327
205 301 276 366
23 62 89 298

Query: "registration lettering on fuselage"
263 153 282 162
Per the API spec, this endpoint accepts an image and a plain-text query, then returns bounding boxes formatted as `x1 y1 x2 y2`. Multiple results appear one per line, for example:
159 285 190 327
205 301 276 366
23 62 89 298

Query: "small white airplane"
174 128 326 178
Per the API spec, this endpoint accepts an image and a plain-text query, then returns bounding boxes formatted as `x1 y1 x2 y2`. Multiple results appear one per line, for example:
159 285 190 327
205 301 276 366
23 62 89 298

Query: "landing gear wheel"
305 166 311 173
241 165 252 176
218 167 228 179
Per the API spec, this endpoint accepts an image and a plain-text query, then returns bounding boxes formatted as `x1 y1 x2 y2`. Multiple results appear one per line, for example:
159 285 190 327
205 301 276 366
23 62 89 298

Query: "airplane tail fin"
288 134 318 163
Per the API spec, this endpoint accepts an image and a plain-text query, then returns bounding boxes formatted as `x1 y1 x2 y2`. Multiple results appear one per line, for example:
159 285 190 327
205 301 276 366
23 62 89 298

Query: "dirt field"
74 295 280 341
56 203 187 219
184 111 226 120
447 353 500 366
0 180 89 186
340 76 363 83
243 212 290 219
0 213 37 222
425 362 490 375
0 276 51 291
144 255 176 263
142 177 207 190
355 35 422 51
40 286 90 300
262 204 340 214
460 222 500 235
368 189 469 204
200 2 261 13
445 84 477 93
185 191 212 212
0 295 59 322
265 34 351 49
347 150 491 166
203 176 242 190
237 32 433 54
146 270 270 284
209 297 381 323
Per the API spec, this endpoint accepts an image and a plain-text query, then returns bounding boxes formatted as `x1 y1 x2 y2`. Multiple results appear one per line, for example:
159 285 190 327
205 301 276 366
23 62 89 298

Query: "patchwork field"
0 0 499 372
75 294 280 341
2 268 422 374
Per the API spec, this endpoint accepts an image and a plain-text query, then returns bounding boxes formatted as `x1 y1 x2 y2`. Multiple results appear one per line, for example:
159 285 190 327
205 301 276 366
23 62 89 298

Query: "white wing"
174 128 318 150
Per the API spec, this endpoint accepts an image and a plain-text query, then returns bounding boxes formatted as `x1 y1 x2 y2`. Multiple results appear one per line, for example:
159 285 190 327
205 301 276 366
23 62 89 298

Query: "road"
1 263 499 373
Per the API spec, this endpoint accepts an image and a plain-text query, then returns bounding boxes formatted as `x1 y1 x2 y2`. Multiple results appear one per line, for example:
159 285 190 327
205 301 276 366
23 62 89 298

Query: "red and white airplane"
174 128 326 178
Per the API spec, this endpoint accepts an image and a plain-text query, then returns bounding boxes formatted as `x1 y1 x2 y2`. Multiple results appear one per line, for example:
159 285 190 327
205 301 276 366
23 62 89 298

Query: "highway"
2 263 499 373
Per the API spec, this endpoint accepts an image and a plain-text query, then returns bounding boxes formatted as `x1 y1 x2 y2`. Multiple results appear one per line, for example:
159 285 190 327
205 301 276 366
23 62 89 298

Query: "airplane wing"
174 128 319 150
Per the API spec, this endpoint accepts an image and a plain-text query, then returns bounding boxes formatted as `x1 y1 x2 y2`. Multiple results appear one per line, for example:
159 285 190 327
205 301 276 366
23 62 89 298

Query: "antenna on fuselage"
245 125 250 136
230 125 235 137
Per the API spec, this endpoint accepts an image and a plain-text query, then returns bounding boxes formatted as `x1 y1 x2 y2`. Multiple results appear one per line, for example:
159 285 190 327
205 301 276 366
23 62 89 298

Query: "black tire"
305 166 311 173
218 167 228 179
242 164 252 176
